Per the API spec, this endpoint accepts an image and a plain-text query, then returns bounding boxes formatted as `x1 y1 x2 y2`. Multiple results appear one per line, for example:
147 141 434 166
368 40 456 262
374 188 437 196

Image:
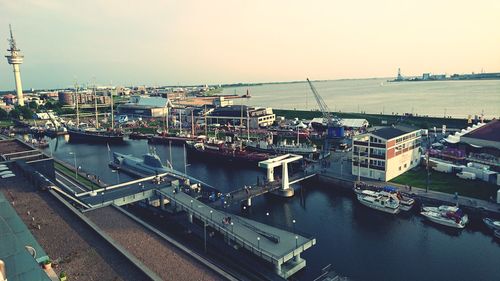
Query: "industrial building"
352 127 422 181
207 105 275 128
58 91 111 106
117 96 172 118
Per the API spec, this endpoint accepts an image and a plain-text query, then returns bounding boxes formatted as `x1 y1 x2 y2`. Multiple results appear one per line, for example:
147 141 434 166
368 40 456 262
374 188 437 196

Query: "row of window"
369 136 385 144
395 132 418 144
369 159 385 167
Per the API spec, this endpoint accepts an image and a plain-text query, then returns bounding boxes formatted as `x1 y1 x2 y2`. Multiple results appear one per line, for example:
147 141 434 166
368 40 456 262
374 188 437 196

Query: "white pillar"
275 262 282 275
13 64 24 106
294 253 302 262
281 162 289 190
188 213 193 223
267 167 274 182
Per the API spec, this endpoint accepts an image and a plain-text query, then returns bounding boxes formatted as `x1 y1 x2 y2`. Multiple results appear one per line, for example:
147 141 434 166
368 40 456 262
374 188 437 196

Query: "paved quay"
318 150 500 215
86 206 223 281
0 166 146 281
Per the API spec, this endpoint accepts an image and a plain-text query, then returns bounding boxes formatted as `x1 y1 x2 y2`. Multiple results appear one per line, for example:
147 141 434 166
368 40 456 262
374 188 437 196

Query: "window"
399 166 401 171
404 164 407 168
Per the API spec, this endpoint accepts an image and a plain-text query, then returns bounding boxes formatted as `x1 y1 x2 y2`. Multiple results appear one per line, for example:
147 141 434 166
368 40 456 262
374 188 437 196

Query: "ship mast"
110 88 114 130
191 110 194 136
74 82 80 128
246 107 250 141
94 82 99 129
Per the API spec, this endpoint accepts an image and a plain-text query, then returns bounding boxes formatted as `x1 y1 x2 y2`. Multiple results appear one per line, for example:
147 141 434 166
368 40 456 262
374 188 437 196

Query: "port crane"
306 78 342 154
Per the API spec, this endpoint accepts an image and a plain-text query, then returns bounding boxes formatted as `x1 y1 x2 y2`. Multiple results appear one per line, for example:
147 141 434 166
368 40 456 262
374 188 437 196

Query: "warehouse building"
352 127 422 181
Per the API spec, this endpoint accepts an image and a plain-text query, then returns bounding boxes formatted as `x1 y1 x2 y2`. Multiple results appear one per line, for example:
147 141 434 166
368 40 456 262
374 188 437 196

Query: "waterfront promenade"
318 150 500 215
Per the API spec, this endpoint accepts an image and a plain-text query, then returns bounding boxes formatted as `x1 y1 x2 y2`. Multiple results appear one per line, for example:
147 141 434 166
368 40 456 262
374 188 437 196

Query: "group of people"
222 216 232 225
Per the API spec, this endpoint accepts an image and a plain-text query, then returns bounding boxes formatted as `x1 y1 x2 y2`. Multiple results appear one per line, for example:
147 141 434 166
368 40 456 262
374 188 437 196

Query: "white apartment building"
352 127 422 181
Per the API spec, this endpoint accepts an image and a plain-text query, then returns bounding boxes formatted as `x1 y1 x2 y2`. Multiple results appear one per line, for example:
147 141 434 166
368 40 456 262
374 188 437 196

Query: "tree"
9 108 20 119
0 108 8 120
9 106 33 120
28 101 39 110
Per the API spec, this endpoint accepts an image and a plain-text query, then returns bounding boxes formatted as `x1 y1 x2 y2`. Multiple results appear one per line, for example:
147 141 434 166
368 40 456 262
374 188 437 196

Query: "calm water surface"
224 79 500 119
44 137 500 281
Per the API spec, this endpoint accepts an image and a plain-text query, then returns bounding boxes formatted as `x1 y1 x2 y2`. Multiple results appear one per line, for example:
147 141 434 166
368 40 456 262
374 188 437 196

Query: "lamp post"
357 148 361 181
292 219 296 234
230 222 234 234
190 199 193 209
295 235 298 248
257 236 260 250
111 169 120 184
210 210 213 221
69 152 77 179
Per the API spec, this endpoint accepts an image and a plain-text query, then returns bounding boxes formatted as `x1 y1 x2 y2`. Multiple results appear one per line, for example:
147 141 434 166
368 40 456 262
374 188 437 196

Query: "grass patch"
0 120 14 127
391 168 498 201
54 162 97 191
273 109 470 129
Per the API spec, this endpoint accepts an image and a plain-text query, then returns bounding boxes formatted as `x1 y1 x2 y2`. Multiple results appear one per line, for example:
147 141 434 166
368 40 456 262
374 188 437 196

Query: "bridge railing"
156 190 310 264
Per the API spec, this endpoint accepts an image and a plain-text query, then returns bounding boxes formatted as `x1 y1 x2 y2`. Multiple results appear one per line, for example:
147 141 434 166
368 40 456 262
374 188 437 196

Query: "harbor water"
225 79 500 119
44 137 500 281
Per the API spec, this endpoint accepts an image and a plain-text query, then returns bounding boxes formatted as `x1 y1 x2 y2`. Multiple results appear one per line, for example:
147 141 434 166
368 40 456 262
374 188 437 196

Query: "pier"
54 170 316 279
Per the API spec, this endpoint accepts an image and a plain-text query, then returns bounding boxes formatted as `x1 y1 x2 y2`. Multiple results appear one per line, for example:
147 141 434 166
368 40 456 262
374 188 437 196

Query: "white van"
456 171 476 180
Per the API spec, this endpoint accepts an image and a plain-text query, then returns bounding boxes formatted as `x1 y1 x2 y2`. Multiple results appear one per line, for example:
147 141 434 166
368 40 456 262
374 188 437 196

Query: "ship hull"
148 135 196 145
187 145 268 165
68 129 124 143
357 195 400 214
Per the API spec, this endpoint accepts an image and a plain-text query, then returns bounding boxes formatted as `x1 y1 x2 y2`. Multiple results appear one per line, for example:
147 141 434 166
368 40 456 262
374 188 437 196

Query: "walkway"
159 185 316 278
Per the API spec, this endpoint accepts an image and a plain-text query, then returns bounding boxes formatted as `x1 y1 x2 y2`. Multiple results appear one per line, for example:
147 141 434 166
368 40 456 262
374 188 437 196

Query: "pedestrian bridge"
52 172 316 279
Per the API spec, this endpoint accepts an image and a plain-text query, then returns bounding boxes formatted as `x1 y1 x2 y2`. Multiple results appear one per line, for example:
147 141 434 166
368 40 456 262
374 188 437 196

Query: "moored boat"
148 131 199 144
67 126 124 143
422 205 461 213
483 218 500 231
495 230 500 239
187 138 270 165
356 189 400 214
354 184 414 211
421 208 468 229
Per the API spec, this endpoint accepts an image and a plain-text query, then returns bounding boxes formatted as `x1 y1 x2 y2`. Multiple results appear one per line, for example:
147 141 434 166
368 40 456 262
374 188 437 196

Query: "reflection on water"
43 137 500 281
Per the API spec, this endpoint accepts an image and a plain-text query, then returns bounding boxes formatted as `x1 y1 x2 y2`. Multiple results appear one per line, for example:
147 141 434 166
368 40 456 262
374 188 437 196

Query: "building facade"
117 96 172 118
352 127 422 181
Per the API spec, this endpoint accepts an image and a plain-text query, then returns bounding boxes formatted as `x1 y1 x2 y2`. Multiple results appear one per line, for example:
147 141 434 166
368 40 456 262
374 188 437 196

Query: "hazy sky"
0 0 499 90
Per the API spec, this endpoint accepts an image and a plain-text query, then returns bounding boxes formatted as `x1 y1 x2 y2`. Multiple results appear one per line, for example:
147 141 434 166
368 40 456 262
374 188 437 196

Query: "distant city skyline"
1 0 499 90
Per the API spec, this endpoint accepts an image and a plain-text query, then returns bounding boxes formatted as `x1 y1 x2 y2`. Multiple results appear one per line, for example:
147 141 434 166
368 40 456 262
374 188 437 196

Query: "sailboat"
67 84 124 143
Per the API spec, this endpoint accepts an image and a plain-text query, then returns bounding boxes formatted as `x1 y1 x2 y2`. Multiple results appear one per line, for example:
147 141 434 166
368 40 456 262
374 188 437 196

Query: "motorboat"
354 184 414 211
422 205 461 213
421 208 468 229
356 189 400 214
483 218 500 231
495 230 500 239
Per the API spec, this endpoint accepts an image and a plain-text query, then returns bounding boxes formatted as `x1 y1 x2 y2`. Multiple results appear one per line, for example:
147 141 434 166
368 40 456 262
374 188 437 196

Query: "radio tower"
5 24 25 106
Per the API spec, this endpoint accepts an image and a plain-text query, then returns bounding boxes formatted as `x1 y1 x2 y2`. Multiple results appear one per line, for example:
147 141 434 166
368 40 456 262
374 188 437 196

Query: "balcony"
369 154 385 160
370 165 385 171
370 143 386 148
353 141 368 146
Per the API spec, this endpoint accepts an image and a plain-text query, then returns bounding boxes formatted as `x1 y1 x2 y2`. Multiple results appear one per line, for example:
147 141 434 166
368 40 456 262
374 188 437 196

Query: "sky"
0 0 499 90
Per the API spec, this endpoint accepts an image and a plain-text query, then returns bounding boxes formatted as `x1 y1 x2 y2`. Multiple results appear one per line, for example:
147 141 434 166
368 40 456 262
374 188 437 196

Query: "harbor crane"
306 78 343 154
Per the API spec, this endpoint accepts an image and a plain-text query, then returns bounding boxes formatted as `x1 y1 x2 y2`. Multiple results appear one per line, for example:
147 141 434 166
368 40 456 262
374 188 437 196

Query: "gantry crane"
306 78 343 154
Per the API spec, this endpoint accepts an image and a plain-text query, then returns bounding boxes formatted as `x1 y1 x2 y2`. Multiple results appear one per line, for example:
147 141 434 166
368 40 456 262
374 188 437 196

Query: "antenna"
8 24 19 51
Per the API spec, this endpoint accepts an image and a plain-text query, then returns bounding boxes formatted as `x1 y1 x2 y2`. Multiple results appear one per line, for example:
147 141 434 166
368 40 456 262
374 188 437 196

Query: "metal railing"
156 190 312 265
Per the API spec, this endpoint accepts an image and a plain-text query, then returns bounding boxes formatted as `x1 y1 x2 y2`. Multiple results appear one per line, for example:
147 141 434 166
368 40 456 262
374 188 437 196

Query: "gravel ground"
86 206 223 281
0 175 146 281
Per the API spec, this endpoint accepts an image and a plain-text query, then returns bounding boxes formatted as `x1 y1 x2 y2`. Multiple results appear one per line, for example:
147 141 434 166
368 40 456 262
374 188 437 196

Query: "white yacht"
356 190 400 214
354 186 414 212
422 205 460 213
421 210 468 229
